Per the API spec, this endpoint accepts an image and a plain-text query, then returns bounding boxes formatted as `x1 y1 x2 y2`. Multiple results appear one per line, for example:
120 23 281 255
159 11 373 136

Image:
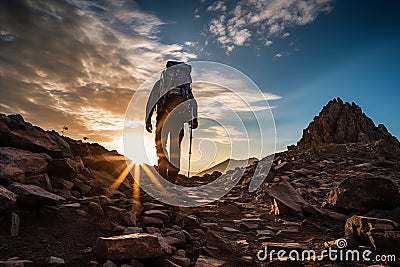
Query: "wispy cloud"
0 0 196 149
206 0 333 52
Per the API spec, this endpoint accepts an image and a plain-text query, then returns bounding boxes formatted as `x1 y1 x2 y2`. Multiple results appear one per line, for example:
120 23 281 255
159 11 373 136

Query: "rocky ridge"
1 98 400 266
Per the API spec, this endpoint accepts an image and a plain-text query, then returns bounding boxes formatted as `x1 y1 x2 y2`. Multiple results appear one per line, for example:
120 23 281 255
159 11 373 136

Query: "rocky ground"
1 99 400 266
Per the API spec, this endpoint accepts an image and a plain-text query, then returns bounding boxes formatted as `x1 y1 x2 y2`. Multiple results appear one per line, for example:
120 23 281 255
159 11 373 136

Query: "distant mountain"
197 157 258 176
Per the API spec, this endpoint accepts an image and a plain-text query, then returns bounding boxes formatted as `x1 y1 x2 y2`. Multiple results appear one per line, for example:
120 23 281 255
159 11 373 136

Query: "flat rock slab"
256 230 275 237
93 233 173 261
0 147 51 183
221 227 240 233
143 209 170 220
0 184 17 212
195 255 225 267
8 182 65 206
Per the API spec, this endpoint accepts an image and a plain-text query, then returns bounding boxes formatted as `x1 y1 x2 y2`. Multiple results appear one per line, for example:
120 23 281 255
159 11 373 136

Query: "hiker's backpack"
159 61 192 100
145 61 196 123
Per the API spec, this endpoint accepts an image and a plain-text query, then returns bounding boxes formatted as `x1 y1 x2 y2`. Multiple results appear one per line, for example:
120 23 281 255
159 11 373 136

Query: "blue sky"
136 0 400 151
1 0 399 165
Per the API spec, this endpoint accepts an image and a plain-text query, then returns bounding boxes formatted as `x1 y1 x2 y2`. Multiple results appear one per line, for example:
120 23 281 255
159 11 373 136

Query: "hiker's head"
166 61 184 68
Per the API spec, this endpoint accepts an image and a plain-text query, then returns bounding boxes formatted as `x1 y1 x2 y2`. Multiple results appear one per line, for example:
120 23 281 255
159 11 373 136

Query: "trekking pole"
187 120 193 179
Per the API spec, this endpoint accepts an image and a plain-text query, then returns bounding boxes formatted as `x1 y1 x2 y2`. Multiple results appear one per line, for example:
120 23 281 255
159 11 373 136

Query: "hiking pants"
155 95 185 181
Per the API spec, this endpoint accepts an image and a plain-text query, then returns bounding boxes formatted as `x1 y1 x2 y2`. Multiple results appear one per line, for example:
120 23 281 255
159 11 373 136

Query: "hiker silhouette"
145 61 198 182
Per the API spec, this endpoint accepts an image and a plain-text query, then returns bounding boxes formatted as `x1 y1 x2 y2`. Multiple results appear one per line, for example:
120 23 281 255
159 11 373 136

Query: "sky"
1 0 399 168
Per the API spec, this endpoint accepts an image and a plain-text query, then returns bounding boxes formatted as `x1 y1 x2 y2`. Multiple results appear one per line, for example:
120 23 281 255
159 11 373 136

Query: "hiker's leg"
163 95 186 182
168 128 185 181
179 128 184 146
158 158 168 179
155 112 169 179
169 125 184 181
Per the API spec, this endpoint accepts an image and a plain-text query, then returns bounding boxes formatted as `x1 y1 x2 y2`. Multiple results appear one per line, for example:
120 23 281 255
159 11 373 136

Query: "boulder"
104 206 126 219
83 152 127 176
48 256 65 265
8 182 65 206
345 215 400 254
323 176 400 214
73 177 92 195
142 216 165 227
25 173 50 189
365 207 400 223
0 184 17 212
88 201 104 217
52 177 75 190
0 114 73 158
0 147 51 183
47 158 83 176
264 179 318 217
143 210 170 220
195 256 225 267
67 140 91 157
93 233 173 261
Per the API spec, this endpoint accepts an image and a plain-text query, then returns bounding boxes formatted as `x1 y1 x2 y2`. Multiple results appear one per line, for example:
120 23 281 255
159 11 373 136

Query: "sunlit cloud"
206 0 333 52
0 0 196 151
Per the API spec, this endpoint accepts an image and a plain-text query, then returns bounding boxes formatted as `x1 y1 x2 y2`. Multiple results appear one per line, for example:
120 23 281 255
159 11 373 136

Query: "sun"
114 134 157 165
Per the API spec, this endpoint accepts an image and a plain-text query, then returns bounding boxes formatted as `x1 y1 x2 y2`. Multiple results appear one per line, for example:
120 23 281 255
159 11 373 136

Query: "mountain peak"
296 98 400 155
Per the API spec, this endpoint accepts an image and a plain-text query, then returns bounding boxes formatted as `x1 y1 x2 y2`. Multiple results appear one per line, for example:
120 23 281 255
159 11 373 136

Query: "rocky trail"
1 98 400 266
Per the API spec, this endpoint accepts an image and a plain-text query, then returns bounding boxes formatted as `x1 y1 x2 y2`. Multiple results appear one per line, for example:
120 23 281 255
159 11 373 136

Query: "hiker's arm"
145 80 160 133
145 107 154 133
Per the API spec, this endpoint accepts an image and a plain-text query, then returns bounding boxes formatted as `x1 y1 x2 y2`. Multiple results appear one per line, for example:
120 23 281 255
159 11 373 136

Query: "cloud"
184 41 198 47
206 0 333 52
207 1 227 12
274 53 283 59
0 0 196 150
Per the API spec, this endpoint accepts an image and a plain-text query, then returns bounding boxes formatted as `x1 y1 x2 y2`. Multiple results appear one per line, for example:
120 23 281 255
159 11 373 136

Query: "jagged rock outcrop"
0 114 73 158
297 98 400 156
345 216 400 254
0 147 51 183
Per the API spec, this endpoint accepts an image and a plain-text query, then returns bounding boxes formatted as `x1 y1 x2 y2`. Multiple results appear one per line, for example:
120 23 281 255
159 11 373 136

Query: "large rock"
89 170 131 196
323 176 400 214
0 184 17 212
195 256 225 267
63 137 110 157
264 179 320 217
93 233 173 261
47 158 83 176
365 207 400 223
0 147 51 183
345 215 400 254
83 152 127 176
0 114 73 158
8 182 65 206
297 98 400 155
